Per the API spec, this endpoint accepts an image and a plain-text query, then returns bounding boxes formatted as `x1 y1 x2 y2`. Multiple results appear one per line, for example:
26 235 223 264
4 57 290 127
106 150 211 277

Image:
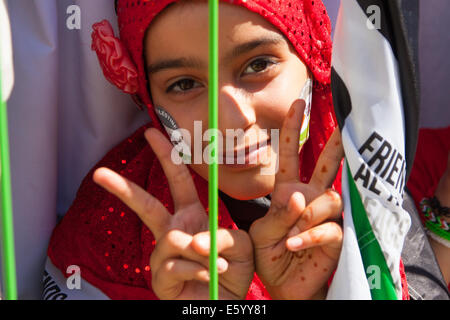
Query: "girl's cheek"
255 77 298 125
255 95 291 129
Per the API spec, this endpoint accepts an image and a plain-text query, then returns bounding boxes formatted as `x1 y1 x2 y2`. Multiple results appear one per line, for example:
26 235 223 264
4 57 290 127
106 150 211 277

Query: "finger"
145 128 201 211
152 258 210 299
151 229 228 273
93 167 170 240
275 99 306 183
191 229 253 263
250 191 305 247
310 127 344 190
287 189 343 237
286 221 343 257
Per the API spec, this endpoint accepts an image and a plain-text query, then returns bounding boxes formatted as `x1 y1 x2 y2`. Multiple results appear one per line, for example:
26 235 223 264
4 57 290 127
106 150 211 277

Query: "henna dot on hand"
271 254 282 261
288 106 296 118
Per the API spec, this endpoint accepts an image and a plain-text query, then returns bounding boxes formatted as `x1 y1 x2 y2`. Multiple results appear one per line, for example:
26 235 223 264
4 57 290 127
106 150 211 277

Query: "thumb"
250 191 305 248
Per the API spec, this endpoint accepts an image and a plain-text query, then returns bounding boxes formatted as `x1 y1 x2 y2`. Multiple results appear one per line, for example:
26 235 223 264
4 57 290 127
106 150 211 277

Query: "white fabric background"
2 0 449 299
4 0 148 299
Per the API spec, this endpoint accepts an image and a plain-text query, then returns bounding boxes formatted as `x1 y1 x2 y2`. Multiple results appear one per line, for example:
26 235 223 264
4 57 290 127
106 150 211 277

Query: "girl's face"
145 1 308 200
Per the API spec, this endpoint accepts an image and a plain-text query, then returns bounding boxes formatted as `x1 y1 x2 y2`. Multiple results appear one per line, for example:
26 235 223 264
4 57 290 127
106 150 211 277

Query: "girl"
45 0 344 300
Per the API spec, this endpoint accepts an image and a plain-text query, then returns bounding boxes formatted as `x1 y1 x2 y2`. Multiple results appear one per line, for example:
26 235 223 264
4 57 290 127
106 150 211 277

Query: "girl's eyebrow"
147 57 206 75
147 34 285 75
223 34 285 65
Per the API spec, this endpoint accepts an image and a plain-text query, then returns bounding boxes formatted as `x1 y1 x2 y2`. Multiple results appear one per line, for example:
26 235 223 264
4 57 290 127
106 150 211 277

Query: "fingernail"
287 225 300 238
196 235 209 251
287 237 303 250
287 192 304 213
217 258 228 273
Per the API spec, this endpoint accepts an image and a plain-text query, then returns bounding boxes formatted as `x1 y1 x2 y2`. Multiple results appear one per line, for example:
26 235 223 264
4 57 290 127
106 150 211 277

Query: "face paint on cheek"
155 106 192 164
299 78 313 149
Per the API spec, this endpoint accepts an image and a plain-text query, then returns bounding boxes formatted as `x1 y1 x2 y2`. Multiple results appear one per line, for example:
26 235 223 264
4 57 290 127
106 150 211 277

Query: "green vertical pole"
208 0 219 300
0 67 18 300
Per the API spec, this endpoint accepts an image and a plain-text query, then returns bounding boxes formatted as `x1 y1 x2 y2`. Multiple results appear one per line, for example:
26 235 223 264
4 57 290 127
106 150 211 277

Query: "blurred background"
1 0 449 299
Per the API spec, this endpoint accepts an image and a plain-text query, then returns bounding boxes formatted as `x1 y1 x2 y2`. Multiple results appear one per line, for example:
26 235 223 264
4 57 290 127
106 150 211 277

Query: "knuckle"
309 228 325 244
326 189 343 209
149 250 158 268
300 207 313 225
162 259 176 273
326 188 341 201
248 219 262 238
143 195 158 214
279 145 297 158
150 235 167 269
248 218 269 245
170 167 191 185
329 222 343 240
234 229 253 253
236 228 251 241
269 201 286 219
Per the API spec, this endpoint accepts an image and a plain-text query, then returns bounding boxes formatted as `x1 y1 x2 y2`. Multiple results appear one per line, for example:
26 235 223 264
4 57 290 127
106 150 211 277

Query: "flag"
327 0 419 300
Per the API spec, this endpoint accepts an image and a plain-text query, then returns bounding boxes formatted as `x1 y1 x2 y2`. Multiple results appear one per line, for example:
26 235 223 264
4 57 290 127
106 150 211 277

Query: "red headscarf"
48 0 339 299
92 0 337 182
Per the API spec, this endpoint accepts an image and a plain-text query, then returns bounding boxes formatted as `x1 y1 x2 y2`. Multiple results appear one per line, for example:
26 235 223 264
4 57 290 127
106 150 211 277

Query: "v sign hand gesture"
93 128 254 300
249 99 345 300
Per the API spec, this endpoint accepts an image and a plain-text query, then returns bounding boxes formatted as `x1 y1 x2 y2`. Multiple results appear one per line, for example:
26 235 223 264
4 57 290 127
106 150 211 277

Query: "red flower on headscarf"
91 20 139 94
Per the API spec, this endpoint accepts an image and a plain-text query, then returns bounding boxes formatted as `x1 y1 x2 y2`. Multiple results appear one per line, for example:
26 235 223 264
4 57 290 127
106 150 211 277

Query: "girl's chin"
219 173 275 200
188 163 276 200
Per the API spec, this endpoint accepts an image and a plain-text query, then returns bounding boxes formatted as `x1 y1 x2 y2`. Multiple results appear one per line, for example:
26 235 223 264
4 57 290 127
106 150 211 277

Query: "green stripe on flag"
346 163 397 300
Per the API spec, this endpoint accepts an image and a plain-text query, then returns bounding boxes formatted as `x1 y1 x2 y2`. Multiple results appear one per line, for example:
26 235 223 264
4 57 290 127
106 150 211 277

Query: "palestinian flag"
327 0 419 299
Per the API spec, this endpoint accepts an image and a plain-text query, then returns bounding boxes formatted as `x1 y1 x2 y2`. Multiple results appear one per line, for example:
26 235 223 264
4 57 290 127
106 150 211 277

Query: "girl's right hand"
249 100 344 300
93 128 254 300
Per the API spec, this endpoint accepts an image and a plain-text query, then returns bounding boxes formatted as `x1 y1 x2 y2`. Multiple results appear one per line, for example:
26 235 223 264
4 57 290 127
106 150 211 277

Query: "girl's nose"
218 86 256 132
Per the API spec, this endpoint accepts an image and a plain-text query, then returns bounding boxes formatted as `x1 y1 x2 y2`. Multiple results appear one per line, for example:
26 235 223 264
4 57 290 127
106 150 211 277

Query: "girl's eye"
166 78 201 94
165 57 277 95
243 57 278 75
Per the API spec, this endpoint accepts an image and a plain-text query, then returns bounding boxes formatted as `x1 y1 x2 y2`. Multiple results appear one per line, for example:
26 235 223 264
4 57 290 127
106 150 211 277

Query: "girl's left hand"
249 100 345 300
93 128 254 300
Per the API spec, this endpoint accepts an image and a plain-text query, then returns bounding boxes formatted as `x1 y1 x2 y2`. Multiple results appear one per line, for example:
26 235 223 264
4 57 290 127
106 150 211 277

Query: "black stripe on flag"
331 67 352 131
354 0 420 179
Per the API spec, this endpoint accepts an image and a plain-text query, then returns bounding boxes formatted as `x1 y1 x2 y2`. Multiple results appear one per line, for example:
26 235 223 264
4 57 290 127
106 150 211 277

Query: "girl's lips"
220 140 271 169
